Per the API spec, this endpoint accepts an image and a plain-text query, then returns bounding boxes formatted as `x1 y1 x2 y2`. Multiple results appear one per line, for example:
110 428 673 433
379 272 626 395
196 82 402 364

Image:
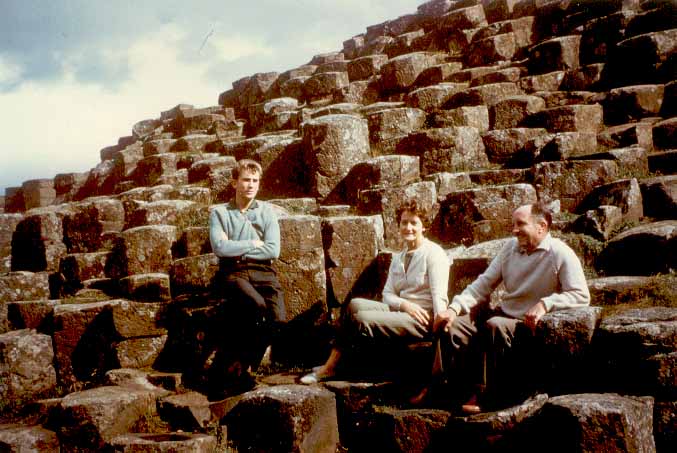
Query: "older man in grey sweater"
434 202 590 413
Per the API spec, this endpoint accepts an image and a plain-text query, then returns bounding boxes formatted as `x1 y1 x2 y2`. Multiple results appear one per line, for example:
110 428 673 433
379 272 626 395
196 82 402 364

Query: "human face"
399 211 425 249
512 205 546 252
232 169 260 203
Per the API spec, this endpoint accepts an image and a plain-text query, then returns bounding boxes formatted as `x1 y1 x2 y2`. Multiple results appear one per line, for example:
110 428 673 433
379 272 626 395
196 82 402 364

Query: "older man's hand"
433 308 457 333
524 300 546 333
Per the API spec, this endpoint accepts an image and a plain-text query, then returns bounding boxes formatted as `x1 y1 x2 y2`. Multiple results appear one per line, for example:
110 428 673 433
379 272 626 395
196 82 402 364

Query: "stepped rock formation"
1 0 676 451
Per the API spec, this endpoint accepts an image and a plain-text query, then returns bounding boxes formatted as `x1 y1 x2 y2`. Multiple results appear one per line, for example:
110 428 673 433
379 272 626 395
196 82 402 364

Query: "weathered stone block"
424 172 473 199
119 225 177 276
0 329 56 405
612 29 677 86
526 394 655 453
531 160 618 211
57 386 158 451
526 104 603 133
0 425 59 452
380 52 439 92
466 33 517 67
415 62 463 86
225 385 339 453
484 0 520 24
22 179 56 210
187 156 236 184
482 128 548 164
598 122 654 151
561 63 605 91
125 200 199 229
322 215 384 305
577 178 643 223
119 273 171 302
573 145 649 178
0 213 23 257
439 4 487 30
134 154 178 187
598 221 676 276
157 391 212 431
490 95 545 130
433 105 489 132
470 67 522 87
303 72 349 101
60 252 111 291
653 117 677 150
6 299 59 332
4 187 25 213
525 132 598 164
273 216 327 320
640 175 677 220
170 253 218 298
52 300 121 388
63 198 125 253
366 107 426 148
348 54 388 81
399 127 489 176
110 432 216 452
365 407 452 453
11 208 69 272
338 155 420 205
527 35 581 75
358 181 437 249
435 184 537 246
405 83 469 112
142 138 177 157
570 205 623 241
519 70 566 93
445 82 523 108
302 115 370 200
174 226 210 258
114 336 167 369
604 84 665 125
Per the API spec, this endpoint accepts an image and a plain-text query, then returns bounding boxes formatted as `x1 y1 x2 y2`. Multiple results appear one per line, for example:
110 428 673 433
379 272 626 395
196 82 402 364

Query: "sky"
0 0 421 194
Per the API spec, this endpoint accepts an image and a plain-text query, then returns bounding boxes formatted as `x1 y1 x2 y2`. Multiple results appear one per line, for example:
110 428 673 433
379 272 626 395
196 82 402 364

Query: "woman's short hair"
396 199 428 226
530 201 553 228
232 159 262 180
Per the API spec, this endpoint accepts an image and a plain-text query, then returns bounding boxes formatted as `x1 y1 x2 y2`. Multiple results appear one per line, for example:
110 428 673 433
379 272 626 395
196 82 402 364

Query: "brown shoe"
461 394 482 414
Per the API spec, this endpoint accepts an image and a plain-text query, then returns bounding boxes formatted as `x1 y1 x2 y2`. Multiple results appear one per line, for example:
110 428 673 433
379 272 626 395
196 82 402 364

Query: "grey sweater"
450 234 590 319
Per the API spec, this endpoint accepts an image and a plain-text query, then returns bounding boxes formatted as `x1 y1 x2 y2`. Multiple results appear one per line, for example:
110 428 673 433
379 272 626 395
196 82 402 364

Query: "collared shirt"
449 233 590 320
209 199 280 261
383 238 451 316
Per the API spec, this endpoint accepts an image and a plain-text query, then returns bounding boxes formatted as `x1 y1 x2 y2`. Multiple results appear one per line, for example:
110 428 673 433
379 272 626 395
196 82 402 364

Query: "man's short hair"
232 159 262 180
396 199 429 226
530 202 552 228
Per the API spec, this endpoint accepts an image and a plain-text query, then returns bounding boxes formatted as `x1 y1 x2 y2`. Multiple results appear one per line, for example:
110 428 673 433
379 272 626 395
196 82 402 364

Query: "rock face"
0 329 57 404
225 385 339 453
0 425 59 452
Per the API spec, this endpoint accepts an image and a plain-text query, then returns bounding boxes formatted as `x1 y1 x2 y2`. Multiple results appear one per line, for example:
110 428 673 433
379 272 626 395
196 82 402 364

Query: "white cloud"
0 54 23 86
208 34 274 62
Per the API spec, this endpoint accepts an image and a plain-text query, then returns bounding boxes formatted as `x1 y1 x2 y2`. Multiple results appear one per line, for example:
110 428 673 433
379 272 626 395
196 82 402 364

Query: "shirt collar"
517 233 552 255
228 198 259 211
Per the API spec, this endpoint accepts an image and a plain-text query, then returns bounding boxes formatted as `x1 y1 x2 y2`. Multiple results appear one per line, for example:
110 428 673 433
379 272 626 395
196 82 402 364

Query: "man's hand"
401 301 430 327
252 239 264 248
524 300 546 333
433 308 457 333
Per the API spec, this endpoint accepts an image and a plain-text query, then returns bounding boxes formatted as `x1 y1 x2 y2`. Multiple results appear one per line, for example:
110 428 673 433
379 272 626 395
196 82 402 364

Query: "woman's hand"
433 308 457 333
401 301 430 327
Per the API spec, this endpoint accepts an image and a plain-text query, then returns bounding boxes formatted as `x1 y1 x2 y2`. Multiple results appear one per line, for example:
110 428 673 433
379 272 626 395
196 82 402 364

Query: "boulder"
468 168 529 186
118 225 177 276
524 132 598 165
6 299 59 332
483 0 520 24
598 220 676 276
577 178 643 223
415 62 464 86
490 95 546 130
255 138 308 199
524 394 655 453
561 63 605 91
11 209 68 272
470 66 522 87
366 107 426 152
322 215 384 305
142 138 177 157
111 300 167 339
519 70 566 93
59 252 111 292
269 198 318 216
424 172 473 199
603 84 665 125
303 72 349 101
527 35 581 75
531 160 619 211
134 153 178 187
399 127 488 176
611 28 677 86
174 226 210 258
302 115 370 200
0 329 57 405
572 145 649 178
125 199 199 229
173 134 217 153
358 181 437 249
0 213 23 258
187 156 236 184
57 386 159 452
435 183 537 246
0 271 50 304
640 175 677 220
570 205 623 241
225 385 339 453
579 10 634 65
432 106 489 132
364 407 452 453
114 335 167 369
439 4 487 30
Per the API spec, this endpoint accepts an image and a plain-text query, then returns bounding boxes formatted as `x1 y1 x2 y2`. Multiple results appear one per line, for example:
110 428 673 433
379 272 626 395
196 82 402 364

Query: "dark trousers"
442 308 535 407
213 260 286 371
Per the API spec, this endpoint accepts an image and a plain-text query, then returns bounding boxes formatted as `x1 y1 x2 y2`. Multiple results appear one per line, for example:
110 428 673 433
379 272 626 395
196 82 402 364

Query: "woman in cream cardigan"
301 199 450 402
